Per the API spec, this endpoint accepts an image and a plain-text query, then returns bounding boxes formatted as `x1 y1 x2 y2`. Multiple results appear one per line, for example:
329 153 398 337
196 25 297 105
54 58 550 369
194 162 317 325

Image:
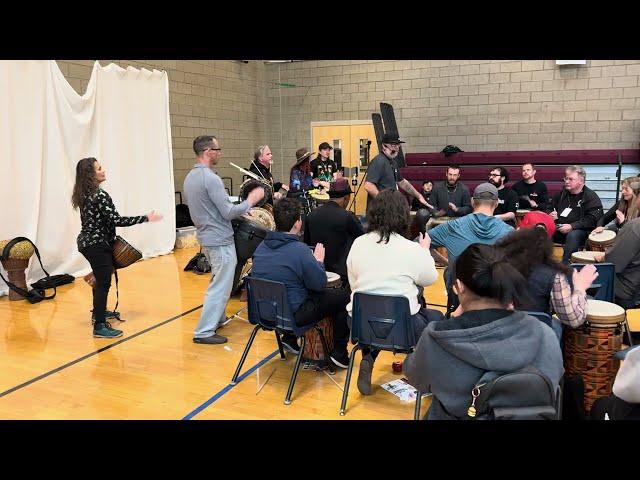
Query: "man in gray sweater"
184 135 264 344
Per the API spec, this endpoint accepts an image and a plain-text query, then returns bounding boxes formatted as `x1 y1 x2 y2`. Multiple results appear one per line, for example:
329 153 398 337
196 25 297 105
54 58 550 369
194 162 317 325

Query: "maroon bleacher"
401 149 639 200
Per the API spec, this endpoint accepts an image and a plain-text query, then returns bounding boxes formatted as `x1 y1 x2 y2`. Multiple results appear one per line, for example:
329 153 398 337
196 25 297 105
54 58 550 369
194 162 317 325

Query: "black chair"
231 277 334 405
340 292 421 418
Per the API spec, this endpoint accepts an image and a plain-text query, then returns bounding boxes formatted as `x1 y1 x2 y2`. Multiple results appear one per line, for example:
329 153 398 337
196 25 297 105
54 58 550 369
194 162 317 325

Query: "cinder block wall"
265 60 640 174
56 60 268 195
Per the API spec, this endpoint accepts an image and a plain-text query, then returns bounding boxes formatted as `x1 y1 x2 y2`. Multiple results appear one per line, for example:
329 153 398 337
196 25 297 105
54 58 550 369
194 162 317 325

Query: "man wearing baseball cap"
364 132 432 211
427 183 514 294
311 142 339 183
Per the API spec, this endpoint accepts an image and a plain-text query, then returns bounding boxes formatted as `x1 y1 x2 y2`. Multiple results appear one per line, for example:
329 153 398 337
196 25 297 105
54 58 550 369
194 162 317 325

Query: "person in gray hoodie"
404 243 564 420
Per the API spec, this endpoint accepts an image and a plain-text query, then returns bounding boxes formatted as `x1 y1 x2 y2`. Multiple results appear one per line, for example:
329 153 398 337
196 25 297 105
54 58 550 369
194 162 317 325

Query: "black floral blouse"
77 188 147 250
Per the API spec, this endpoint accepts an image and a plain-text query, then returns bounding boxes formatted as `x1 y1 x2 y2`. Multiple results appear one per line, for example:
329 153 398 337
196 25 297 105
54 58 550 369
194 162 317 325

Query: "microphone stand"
348 166 370 215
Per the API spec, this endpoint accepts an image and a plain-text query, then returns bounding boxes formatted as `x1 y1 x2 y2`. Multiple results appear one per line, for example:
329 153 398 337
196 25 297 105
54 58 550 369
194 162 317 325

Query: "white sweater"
346 232 439 315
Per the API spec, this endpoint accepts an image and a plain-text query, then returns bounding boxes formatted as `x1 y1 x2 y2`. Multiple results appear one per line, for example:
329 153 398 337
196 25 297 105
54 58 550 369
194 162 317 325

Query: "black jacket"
248 160 282 192
303 201 364 281
551 186 603 231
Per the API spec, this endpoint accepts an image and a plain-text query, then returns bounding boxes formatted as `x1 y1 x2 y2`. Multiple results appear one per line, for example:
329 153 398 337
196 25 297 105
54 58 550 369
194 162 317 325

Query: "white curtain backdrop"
0 60 175 297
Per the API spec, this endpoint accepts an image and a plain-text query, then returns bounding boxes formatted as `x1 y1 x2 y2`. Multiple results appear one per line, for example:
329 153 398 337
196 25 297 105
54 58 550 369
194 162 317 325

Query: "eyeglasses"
204 147 222 152
489 173 501 178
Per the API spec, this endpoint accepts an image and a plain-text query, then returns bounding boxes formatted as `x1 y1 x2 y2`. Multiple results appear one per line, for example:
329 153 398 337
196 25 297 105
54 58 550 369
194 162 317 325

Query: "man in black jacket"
430 164 472 218
488 166 519 228
550 165 603 264
248 145 288 201
304 178 364 288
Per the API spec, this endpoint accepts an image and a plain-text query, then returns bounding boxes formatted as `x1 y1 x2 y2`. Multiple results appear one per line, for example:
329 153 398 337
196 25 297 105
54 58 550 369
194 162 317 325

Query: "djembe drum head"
239 179 273 209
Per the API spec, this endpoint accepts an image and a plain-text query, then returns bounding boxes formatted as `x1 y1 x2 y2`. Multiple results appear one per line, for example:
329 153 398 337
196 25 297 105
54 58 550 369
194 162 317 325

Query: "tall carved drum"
587 230 616 252
563 300 625 413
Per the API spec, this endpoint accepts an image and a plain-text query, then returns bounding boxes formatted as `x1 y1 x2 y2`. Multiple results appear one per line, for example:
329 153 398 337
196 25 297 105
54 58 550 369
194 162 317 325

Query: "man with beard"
248 145 289 201
310 142 340 183
511 162 549 211
363 132 431 211
430 164 472 218
489 166 519 227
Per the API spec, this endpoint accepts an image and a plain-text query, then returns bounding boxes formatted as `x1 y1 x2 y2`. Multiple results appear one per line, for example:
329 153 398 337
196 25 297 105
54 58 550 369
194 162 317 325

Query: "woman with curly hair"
495 227 598 336
72 157 163 339
346 189 443 395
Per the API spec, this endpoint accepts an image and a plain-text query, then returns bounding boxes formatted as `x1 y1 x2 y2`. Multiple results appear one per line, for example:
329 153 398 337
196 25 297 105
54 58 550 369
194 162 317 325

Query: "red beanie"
519 211 556 238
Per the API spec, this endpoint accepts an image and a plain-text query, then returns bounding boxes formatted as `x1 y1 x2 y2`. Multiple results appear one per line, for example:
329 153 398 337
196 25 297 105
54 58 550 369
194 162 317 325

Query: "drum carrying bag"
0 237 68 303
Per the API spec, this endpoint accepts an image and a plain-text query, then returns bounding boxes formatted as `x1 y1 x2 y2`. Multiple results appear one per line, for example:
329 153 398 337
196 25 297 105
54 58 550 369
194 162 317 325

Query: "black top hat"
381 132 405 144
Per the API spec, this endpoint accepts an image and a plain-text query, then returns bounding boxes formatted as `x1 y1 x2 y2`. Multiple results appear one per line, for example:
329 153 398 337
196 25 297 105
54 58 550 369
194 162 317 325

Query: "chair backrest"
351 292 416 353
570 262 615 303
523 311 553 328
246 277 299 335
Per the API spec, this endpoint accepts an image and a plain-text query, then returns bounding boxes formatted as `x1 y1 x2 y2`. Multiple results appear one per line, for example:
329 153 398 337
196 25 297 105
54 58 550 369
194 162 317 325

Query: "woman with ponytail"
403 243 564 420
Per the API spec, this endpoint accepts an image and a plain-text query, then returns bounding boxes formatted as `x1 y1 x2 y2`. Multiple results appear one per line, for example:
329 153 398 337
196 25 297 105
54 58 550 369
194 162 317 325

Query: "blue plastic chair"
231 277 334 405
339 292 422 418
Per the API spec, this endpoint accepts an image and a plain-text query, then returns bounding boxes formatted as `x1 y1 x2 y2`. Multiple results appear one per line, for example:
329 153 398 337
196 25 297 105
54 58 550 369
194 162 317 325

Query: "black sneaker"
193 334 228 345
330 350 350 369
93 322 123 339
281 336 300 355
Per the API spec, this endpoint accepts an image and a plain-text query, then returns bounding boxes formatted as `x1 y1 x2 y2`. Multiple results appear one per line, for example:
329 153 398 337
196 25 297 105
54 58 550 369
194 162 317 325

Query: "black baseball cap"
318 142 333 151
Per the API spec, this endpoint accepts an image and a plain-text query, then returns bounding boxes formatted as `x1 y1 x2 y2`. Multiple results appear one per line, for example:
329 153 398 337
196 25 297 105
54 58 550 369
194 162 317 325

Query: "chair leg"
284 336 306 405
414 392 423 421
275 331 287 360
316 325 335 375
231 324 261 385
339 344 361 416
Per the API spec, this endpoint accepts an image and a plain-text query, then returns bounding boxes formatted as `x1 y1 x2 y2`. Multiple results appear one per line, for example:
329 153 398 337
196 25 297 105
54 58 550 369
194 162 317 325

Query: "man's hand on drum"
313 243 325 263
572 264 599 293
592 252 606 263
247 186 265 206
592 226 605 234
147 210 163 222
318 180 330 190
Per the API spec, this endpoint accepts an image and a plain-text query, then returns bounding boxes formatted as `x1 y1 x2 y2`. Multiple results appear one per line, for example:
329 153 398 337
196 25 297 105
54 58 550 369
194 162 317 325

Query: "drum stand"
226 305 248 323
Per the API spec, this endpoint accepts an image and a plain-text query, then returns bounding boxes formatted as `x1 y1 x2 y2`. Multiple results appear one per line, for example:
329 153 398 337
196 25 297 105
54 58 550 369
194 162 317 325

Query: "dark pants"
553 229 589 264
80 244 113 326
348 307 445 362
287 289 351 354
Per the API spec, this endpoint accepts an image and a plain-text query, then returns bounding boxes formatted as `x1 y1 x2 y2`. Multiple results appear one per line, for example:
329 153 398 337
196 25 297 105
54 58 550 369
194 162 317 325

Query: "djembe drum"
563 299 625 413
238 178 273 209
570 251 600 264
587 230 616 252
300 270 340 369
0 239 35 301
515 209 531 227
112 236 143 269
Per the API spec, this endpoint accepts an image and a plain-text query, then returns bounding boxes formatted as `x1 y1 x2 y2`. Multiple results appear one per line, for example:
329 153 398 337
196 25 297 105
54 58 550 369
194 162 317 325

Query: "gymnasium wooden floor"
0 247 452 420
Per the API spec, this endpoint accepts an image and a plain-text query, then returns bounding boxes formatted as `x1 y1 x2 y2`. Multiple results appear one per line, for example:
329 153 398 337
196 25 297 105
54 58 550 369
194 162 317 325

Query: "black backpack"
175 191 194 229
184 250 211 275
441 145 463 156
463 366 559 420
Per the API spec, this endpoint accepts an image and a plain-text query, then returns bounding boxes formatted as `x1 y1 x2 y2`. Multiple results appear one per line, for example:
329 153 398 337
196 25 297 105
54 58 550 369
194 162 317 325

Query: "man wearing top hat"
304 178 365 288
363 133 431 211
311 142 340 183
